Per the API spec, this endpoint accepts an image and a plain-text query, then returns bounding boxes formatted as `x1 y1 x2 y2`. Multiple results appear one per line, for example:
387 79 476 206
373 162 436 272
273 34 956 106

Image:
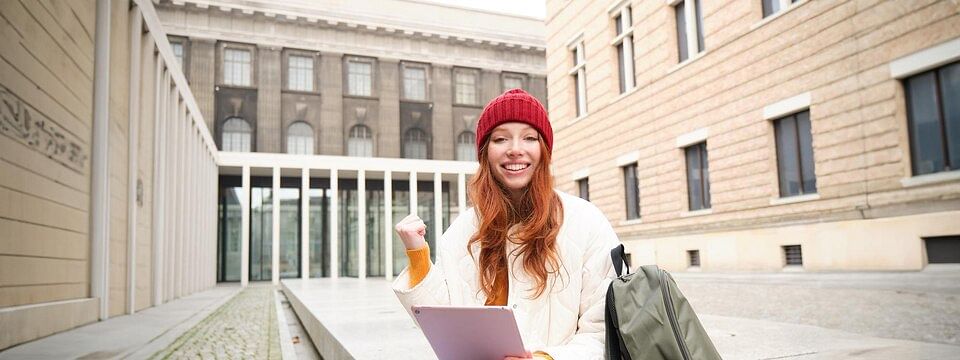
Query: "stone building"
545 0 960 271
155 0 548 159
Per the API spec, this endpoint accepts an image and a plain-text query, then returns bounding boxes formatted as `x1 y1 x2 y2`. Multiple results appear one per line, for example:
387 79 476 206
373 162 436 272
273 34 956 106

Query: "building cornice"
159 0 546 53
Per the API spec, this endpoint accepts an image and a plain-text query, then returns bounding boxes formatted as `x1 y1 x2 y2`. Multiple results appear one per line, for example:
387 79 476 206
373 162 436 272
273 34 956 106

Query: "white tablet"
412 305 528 360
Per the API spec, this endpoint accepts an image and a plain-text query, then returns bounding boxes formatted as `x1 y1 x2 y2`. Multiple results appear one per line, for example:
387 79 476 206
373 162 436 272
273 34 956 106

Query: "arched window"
455 131 476 161
403 128 429 159
347 125 374 157
222 117 252 152
286 121 314 155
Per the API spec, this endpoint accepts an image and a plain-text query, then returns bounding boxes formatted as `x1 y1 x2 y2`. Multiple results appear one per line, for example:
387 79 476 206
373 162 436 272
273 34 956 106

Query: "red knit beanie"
475 88 553 157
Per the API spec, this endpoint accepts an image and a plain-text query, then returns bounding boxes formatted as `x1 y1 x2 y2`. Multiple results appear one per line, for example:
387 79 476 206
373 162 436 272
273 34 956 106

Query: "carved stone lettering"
0 85 88 173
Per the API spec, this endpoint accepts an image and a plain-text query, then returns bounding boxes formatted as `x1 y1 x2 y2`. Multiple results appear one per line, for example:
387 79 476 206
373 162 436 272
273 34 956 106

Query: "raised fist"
395 214 427 250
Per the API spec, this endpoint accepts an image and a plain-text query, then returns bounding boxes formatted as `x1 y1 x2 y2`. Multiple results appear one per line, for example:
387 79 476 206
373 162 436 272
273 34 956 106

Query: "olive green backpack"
605 245 722 360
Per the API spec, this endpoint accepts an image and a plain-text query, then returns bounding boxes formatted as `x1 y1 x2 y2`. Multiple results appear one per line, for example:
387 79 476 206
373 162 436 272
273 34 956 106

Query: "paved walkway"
0 285 241 359
673 265 960 346
150 284 281 360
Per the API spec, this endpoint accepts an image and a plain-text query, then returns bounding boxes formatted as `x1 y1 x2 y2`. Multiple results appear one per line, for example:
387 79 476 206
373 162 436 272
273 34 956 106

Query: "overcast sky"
423 0 545 19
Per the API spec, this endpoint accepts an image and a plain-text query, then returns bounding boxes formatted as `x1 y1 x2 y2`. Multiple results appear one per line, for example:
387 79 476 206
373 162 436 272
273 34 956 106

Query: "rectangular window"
613 5 635 93
775 110 817 197
503 74 525 91
685 142 711 211
763 0 800 18
223 48 251 86
287 55 314 92
688 250 700 267
171 41 184 68
454 69 478 105
570 40 587 117
904 61 960 176
577 178 589 201
783 245 803 266
347 58 374 96
403 65 427 101
623 163 640 219
675 0 705 63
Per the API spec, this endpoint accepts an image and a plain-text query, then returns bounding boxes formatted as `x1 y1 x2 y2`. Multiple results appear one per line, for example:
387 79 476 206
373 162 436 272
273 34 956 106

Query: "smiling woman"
391 89 622 360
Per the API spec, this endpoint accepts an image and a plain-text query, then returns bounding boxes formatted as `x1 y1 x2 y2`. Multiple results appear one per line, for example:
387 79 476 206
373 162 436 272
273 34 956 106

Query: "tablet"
412 305 528 360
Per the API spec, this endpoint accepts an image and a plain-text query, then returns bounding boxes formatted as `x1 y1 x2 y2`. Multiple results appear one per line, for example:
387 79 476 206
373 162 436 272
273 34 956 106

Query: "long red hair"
467 138 564 299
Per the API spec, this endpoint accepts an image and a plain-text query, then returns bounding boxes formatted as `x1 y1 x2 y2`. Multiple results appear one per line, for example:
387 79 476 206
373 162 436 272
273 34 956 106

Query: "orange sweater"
406 246 552 359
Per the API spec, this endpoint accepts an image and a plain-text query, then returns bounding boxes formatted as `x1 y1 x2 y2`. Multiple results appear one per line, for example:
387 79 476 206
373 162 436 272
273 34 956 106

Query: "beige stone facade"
546 0 960 271
155 0 548 160
0 0 218 349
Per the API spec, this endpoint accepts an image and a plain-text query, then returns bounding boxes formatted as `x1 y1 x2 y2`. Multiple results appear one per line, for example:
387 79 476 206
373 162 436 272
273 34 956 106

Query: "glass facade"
217 176 450 281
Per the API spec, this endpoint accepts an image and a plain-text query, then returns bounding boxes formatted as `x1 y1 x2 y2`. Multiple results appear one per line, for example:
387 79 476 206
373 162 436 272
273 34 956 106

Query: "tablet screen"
413 305 528 360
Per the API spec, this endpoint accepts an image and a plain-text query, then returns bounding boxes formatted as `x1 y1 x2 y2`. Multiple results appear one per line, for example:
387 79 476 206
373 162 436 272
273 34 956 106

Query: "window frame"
684 142 712 211
567 36 587 118
283 50 318 93
285 121 314 155
773 110 817 197
347 124 374 157
344 55 377 98
672 0 705 63
622 163 640 219
401 61 430 102
402 127 431 159
455 131 476 161
221 117 253 152
610 4 635 93
502 72 527 92
220 44 255 87
577 177 590 201
453 67 481 106
168 36 189 79
903 61 960 176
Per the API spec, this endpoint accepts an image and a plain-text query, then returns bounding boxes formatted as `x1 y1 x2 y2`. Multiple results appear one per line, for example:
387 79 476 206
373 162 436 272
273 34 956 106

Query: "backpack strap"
610 244 630 277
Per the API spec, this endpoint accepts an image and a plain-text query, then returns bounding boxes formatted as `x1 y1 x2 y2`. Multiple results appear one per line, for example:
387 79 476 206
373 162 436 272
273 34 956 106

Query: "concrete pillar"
330 169 339 278
378 59 400 158
319 51 343 156
409 172 418 215
241 166 250 286
176 102 186 299
433 172 442 239
358 170 366 279
258 45 282 153
272 167 280 285
91 0 112 321
152 56 167 307
384 171 393 281
302 168 310 279
458 173 466 218
126 7 142 314
432 65 453 160
189 38 216 131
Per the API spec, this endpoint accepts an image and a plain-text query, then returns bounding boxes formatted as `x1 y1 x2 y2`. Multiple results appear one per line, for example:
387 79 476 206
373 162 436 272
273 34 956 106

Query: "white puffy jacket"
393 190 621 360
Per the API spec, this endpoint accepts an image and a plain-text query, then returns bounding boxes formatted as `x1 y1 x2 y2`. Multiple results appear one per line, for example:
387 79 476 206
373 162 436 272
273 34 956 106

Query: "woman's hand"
395 214 427 250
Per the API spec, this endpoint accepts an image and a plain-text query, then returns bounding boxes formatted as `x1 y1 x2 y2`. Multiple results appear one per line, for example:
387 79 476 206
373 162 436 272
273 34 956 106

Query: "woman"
393 89 621 360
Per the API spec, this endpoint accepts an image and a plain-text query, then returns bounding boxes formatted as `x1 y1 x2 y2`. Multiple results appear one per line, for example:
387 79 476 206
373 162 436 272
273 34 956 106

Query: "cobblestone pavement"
672 267 960 346
150 284 281 360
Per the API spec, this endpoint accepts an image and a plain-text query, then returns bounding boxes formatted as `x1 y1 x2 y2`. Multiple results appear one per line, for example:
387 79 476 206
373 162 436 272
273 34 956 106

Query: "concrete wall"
0 0 219 350
545 0 960 270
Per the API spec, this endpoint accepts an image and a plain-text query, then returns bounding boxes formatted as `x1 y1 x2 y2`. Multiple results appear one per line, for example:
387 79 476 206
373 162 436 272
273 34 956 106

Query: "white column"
457 173 466 218
126 6 142 315
241 166 250 286
384 171 393 281
409 172 418 216
91 0 111 321
330 169 339 278
151 56 166 307
301 168 310 279
433 172 442 244
358 170 366 279
166 88 176 301
175 102 186 299
272 167 281 285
